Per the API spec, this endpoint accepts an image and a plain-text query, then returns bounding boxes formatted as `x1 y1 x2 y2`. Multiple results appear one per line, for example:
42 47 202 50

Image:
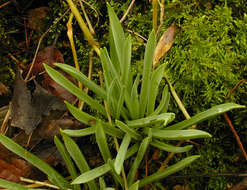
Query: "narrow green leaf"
0 178 28 190
100 48 113 88
151 139 193 153
65 101 97 125
107 78 118 117
107 4 125 70
54 136 81 190
96 121 112 162
127 136 151 185
72 163 111 184
122 36 132 88
125 143 140 159
126 113 175 128
116 86 125 119
102 122 124 138
54 63 107 99
151 85 170 116
44 64 106 116
129 180 139 190
139 155 200 187
62 133 97 190
62 127 96 137
115 120 142 140
147 64 165 115
144 128 212 140
114 134 131 174
107 159 125 188
165 103 245 130
129 74 140 119
0 134 71 190
139 30 156 117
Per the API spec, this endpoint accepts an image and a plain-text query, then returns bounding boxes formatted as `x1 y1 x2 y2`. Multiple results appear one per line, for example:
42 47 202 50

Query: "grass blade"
62 133 98 190
116 85 125 119
0 134 71 190
139 155 200 187
114 134 131 174
107 4 125 70
127 136 151 185
65 101 97 125
54 136 81 190
54 63 107 99
165 103 245 130
122 36 132 88
144 128 212 140
72 163 111 184
129 74 140 119
115 120 142 140
44 64 106 116
151 139 193 153
139 30 156 117
62 127 96 137
0 178 29 190
147 64 165 115
129 180 139 190
151 85 170 116
126 113 175 128
96 120 112 162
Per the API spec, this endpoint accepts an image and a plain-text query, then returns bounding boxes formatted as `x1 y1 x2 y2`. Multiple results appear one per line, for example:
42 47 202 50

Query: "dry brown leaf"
28 7 51 32
0 82 8 95
153 25 177 67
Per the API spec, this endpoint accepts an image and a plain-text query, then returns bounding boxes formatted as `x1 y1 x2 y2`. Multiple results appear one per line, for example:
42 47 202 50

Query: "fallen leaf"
153 25 177 67
28 7 51 32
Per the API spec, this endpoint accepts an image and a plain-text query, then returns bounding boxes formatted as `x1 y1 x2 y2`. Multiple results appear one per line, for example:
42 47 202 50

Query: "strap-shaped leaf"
100 48 113 89
0 178 32 190
129 74 140 119
54 63 107 99
147 64 165 115
116 86 126 119
96 121 112 162
0 134 71 190
72 163 111 184
127 136 151 185
139 30 156 117
44 64 106 116
129 181 139 190
122 36 132 88
151 139 193 153
151 85 170 116
115 120 142 140
114 134 131 174
107 4 125 72
139 155 200 187
54 136 81 190
126 113 175 128
62 127 96 137
62 133 97 190
165 103 245 130
65 101 97 125
144 128 212 140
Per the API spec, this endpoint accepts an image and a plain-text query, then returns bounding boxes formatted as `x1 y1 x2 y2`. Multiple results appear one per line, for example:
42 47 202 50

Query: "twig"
24 8 71 82
127 29 147 42
81 0 100 26
156 0 165 37
0 106 10 134
120 0 135 23
0 0 10 9
8 53 26 69
226 79 247 99
20 177 60 189
79 0 95 35
224 113 247 160
152 0 158 32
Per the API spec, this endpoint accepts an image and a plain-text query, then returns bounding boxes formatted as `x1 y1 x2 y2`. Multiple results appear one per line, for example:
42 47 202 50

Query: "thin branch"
25 8 71 82
120 0 135 23
79 0 95 35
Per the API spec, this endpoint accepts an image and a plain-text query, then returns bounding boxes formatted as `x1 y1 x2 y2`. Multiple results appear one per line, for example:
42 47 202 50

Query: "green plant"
0 3 245 190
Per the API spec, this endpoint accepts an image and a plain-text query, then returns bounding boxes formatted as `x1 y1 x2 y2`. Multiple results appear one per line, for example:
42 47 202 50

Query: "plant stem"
152 0 158 32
